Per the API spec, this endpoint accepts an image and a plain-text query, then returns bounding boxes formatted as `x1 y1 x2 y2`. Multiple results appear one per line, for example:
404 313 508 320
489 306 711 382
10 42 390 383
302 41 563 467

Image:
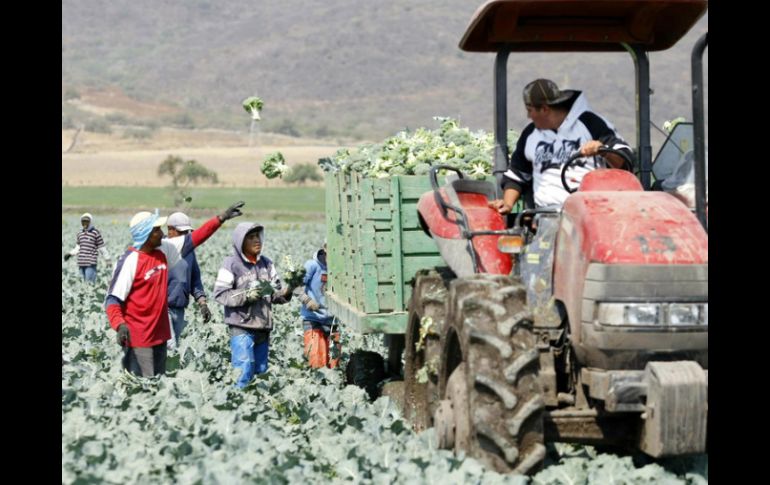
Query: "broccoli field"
61 217 708 483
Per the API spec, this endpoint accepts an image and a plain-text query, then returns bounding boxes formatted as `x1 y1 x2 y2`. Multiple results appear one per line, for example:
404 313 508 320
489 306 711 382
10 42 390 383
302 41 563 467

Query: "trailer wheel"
346 350 386 400
403 269 451 431
435 275 546 475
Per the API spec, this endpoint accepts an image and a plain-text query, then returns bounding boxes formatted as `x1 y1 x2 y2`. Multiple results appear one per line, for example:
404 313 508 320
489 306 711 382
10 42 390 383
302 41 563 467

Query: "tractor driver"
488 79 635 213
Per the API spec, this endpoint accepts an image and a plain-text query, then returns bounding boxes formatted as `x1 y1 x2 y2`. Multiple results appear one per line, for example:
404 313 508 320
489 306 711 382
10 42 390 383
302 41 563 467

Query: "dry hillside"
62 0 708 142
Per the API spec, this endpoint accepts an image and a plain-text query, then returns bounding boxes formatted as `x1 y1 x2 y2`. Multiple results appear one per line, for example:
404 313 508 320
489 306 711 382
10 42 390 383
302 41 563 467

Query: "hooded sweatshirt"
502 92 633 207
166 249 205 309
300 248 333 327
213 222 291 332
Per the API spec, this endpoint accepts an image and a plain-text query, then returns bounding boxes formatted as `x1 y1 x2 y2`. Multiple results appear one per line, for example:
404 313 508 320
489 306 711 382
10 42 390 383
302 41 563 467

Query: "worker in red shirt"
105 202 244 376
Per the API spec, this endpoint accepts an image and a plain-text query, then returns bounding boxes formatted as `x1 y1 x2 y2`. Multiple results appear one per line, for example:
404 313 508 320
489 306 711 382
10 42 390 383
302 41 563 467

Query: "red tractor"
400 0 708 475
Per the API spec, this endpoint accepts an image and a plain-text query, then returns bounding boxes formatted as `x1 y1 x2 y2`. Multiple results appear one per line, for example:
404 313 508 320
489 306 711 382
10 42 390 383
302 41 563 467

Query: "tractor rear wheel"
435 274 546 475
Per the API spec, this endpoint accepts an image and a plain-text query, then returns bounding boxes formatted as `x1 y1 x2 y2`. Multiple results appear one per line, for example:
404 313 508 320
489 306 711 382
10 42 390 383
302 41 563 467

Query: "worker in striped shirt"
64 213 111 283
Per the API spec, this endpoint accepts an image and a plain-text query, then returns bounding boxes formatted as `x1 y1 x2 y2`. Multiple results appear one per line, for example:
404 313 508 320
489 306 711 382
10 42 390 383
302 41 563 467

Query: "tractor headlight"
596 302 708 327
668 303 708 326
625 303 661 325
598 303 661 326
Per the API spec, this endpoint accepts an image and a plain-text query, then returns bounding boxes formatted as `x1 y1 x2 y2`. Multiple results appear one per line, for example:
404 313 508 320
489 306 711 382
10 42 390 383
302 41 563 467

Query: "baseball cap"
167 212 193 231
129 210 167 249
130 211 167 229
522 79 576 106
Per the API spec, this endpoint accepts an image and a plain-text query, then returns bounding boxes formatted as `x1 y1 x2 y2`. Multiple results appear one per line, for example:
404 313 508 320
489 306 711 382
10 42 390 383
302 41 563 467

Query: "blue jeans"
167 307 187 348
79 265 97 283
230 333 269 388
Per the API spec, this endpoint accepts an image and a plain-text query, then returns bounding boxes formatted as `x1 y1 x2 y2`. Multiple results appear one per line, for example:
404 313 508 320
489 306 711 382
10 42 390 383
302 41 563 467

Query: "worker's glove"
198 301 212 323
117 323 131 347
277 285 295 299
300 293 321 311
64 254 72 262
219 201 245 222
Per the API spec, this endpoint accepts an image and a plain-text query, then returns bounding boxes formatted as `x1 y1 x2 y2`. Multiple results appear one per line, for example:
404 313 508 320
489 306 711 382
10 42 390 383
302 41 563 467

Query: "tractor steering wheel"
560 146 635 194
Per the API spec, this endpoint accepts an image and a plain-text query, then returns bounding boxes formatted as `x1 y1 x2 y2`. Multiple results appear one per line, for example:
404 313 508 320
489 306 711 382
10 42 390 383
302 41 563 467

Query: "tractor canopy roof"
459 0 707 52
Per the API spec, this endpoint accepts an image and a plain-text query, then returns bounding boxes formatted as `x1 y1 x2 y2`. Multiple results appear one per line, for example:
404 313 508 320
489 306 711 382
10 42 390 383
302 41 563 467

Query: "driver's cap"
523 79 576 106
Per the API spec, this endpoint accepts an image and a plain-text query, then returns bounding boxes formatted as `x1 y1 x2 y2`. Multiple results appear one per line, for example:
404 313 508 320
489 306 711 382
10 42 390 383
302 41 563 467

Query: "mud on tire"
403 269 451 431
440 274 546 475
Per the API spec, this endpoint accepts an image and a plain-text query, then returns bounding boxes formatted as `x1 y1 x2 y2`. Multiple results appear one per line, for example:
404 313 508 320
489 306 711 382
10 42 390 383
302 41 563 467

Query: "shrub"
283 163 322 185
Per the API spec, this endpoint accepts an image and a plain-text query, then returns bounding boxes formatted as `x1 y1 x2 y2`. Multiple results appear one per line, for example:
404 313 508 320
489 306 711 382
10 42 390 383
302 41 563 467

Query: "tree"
283 163 323 185
158 155 219 205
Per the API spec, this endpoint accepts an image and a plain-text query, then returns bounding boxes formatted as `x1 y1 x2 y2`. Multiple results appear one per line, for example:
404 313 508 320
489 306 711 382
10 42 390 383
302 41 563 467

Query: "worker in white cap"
104 201 244 377
164 211 212 350
64 212 111 283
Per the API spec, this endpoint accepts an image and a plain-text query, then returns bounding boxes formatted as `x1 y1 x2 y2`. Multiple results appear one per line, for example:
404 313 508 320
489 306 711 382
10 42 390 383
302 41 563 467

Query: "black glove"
64 254 72 261
277 285 293 299
117 323 130 347
219 201 245 222
198 302 212 323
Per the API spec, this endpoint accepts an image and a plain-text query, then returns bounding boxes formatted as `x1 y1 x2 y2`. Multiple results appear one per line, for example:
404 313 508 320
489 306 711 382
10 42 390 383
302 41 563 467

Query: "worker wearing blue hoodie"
165 212 212 351
213 222 296 388
299 244 340 368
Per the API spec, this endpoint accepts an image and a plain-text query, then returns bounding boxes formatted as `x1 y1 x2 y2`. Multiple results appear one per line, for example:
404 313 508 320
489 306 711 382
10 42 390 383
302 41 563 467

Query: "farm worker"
164 212 212 351
64 213 111 283
104 202 244 377
213 222 297 388
488 79 635 212
299 242 340 368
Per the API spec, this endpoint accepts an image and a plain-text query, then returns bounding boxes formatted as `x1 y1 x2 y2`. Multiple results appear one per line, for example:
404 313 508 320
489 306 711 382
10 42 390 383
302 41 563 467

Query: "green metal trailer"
324 171 444 335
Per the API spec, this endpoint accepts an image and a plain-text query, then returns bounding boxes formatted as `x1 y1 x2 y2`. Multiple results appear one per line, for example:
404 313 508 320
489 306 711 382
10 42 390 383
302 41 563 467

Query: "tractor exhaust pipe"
691 33 708 231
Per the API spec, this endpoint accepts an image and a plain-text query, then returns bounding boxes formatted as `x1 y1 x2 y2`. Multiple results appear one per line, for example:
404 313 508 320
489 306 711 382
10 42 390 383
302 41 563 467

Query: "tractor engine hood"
560 190 708 265
554 177 708 367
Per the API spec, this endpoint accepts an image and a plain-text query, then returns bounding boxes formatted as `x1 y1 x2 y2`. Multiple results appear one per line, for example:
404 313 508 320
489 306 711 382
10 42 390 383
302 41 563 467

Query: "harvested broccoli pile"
319 117 519 179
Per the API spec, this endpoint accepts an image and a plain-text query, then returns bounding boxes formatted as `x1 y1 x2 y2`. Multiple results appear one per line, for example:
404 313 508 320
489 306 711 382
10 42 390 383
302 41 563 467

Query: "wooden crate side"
327 174 453 326
375 255 448 283
351 173 367 310
389 176 405 311
359 176 381 313
375 228 438 255
339 172 356 306
326 173 346 304
399 175 433 199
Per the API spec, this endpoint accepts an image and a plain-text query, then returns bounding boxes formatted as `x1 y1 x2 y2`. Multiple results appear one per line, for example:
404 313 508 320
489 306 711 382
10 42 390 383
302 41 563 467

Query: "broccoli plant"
663 116 687 133
281 255 307 288
242 96 264 121
261 152 289 179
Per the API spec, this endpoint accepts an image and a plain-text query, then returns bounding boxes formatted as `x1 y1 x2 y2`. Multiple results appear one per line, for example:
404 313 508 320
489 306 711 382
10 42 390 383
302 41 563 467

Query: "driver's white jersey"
503 92 633 207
